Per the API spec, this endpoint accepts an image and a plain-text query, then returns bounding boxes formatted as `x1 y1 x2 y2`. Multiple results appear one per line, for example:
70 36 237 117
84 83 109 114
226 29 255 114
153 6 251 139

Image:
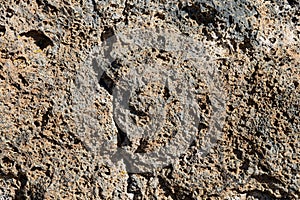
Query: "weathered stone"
0 0 299 199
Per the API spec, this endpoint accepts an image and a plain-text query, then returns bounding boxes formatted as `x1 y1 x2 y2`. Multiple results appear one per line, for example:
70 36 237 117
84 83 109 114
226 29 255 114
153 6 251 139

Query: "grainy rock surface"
0 0 299 199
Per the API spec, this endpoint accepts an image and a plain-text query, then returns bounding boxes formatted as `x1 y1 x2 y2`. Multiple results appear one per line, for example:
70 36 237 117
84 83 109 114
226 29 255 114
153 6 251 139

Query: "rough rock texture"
0 0 299 199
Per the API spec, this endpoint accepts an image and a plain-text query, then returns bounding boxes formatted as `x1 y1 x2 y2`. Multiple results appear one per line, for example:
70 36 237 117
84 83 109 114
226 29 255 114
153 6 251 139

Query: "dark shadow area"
20 30 53 50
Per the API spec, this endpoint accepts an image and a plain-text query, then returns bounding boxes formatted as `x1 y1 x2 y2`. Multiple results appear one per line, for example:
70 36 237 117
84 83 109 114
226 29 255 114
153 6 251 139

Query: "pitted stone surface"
0 0 299 199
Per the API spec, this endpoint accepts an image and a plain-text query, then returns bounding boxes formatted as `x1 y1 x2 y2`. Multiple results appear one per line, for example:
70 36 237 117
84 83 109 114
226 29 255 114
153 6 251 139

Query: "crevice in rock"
252 174 282 185
134 138 149 153
127 174 142 199
11 82 21 90
116 123 132 147
101 27 114 42
98 72 115 95
0 25 5 35
14 170 28 200
128 104 148 118
163 86 171 100
18 74 29 87
20 30 53 50
0 169 16 181
158 176 177 199
122 0 133 25
287 0 299 7
28 183 46 200
41 107 52 130
182 3 218 26
91 0 102 17
239 37 254 53
101 27 117 62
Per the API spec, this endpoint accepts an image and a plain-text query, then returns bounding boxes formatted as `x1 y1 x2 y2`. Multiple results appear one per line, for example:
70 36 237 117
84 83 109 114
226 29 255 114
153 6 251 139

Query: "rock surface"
0 0 299 199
